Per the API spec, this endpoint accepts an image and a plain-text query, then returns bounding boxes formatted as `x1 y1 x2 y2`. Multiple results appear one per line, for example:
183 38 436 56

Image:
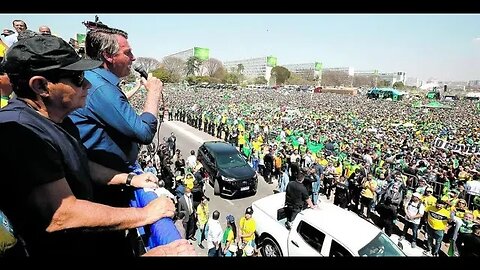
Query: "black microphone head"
133 64 148 79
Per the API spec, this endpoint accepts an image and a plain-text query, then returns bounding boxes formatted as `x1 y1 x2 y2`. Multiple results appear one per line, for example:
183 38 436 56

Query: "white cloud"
474 37 480 43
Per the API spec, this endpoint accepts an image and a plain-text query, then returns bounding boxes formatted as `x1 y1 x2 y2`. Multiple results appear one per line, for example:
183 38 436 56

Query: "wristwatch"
126 173 136 187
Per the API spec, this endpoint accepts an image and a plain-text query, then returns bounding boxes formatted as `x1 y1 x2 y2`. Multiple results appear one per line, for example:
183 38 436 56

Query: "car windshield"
216 152 247 168
358 232 405 257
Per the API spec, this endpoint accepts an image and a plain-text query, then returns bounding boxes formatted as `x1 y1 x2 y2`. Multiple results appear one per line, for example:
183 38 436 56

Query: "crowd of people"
0 21 194 256
1 17 479 257
131 82 480 257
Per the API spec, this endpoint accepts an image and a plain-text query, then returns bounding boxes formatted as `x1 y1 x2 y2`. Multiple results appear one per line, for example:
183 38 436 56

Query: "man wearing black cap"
0 34 193 256
239 206 257 254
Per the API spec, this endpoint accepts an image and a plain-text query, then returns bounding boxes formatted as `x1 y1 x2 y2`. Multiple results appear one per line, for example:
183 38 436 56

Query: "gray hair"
85 28 128 61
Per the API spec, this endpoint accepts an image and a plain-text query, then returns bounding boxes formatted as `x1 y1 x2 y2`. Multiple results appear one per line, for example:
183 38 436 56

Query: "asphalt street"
158 121 282 255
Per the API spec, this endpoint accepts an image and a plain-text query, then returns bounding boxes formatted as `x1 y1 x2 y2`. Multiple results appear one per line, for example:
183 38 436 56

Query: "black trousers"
285 205 302 222
184 213 196 239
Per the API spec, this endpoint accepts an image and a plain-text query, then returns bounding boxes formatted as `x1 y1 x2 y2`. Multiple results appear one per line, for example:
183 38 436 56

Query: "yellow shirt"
473 209 480 220
226 228 235 243
361 180 377 199
422 195 437 209
318 158 328 167
196 203 209 226
238 134 246 146
334 165 342 176
239 216 256 242
252 140 262 152
184 175 194 190
0 98 9 109
426 206 450 231
0 42 7 58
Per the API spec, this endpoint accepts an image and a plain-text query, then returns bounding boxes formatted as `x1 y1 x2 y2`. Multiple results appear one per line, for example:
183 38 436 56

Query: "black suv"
197 141 257 197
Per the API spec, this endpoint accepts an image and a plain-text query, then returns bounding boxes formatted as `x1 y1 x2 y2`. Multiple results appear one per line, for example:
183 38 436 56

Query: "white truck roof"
252 193 387 255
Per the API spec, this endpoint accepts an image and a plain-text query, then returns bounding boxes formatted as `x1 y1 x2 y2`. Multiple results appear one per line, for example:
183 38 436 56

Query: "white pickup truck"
252 193 407 257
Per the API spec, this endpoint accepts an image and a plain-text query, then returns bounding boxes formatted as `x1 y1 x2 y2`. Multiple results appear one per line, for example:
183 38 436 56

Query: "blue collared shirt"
69 68 158 172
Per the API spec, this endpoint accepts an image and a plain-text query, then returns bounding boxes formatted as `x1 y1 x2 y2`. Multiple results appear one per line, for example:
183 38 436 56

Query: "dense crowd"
129 83 480 256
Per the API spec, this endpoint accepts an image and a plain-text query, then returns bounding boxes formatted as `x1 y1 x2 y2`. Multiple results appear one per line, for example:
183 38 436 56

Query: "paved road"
158 121 282 255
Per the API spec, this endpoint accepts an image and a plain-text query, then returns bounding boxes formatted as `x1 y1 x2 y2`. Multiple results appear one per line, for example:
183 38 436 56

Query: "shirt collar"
88 67 121 86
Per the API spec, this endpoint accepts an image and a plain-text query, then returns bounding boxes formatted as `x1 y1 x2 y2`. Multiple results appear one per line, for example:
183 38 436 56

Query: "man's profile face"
110 35 135 78
13 21 26 33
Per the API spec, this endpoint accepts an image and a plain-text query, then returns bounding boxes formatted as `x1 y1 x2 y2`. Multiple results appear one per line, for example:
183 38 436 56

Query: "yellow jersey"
239 216 256 242
426 206 450 231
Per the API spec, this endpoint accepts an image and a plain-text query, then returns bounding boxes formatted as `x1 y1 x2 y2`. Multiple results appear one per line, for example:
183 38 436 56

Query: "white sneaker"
422 250 432 257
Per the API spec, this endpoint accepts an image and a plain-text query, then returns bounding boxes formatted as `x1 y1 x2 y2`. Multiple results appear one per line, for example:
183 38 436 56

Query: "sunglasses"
60 71 86 87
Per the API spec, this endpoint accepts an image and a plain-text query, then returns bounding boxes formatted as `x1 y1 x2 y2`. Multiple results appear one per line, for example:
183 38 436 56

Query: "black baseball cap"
3 34 101 75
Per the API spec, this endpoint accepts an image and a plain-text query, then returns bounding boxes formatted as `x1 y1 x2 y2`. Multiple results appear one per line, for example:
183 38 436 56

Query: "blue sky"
1 14 479 81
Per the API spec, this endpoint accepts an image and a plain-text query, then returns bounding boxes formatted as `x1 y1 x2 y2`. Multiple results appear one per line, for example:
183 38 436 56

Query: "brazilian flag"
242 142 252 158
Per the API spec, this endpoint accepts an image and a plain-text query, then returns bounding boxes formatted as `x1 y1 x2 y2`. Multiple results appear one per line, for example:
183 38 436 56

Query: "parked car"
252 193 407 257
197 141 257 197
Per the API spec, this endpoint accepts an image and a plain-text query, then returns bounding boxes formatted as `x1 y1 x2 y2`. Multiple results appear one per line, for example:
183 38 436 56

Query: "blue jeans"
195 223 207 245
402 221 419 243
208 247 219 257
427 225 444 256
252 158 259 172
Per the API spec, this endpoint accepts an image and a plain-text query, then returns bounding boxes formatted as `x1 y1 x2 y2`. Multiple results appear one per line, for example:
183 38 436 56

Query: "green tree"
393 81 405 90
237 63 244 74
377 80 391 87
152 67 172 83
253 76 268 85
185 56 201 76
223 72 240 84
212 66 227 81
286 73 312 85
271 66 291 85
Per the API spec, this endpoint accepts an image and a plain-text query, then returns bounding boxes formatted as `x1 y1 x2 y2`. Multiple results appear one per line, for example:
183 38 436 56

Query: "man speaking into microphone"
69 27 175 254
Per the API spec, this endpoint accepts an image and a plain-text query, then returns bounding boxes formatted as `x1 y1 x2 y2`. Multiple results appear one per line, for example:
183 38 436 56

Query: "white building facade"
223 57 273 82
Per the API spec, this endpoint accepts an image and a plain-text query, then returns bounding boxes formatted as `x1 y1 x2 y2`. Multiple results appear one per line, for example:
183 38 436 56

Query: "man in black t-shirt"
0 35 193 256
284 172 315 229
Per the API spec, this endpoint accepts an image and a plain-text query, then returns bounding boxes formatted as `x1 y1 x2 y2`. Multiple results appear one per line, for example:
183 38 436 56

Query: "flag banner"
194 47 210 61
314 62 323 71
267 56 277 67
76 33 86 46
433 138 480 155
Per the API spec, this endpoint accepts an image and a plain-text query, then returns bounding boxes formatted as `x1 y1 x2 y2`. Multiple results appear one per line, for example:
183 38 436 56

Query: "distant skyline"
1 14 479 81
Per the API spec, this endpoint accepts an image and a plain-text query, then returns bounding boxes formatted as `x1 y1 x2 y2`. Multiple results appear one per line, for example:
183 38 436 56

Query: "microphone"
133 65 148 80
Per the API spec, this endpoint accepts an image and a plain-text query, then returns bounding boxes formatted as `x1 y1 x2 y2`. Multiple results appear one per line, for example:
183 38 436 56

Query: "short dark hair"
85 27 128 61
212 210 220 220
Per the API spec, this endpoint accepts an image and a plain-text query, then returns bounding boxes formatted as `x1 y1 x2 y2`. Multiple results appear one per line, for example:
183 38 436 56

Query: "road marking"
162 121 222 144
226 200 234 206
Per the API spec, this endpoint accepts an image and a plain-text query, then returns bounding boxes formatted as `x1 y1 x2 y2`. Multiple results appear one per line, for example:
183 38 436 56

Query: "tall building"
405 77 421 88
355 70 406 87
223 56 276 82
468 80 480 87
325 67 355 76
165 48 194 62
283 63 316 81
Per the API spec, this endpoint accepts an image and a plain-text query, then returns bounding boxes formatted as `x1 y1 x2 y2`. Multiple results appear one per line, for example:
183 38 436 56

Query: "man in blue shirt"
0 34 192 256
68 26 180 250
69 27 164 174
